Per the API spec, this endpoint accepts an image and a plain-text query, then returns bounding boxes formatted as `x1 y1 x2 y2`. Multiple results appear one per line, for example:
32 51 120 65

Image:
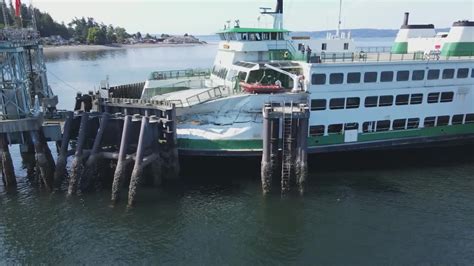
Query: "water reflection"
45 48 129 63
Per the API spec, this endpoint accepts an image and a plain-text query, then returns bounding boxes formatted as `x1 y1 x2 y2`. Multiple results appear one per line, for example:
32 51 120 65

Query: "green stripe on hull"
441 42 474 56
391 42 408 54
178 124 474 151
178 139 262 150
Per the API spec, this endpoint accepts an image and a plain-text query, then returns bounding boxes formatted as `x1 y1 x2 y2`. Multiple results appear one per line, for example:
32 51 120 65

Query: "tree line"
0 3 150 44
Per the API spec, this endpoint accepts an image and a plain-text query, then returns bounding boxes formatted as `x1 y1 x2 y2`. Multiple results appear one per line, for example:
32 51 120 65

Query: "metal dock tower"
261 102 310 195
0 28 60 189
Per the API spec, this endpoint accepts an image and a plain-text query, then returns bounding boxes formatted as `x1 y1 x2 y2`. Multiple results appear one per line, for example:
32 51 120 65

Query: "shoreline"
43 43 207 54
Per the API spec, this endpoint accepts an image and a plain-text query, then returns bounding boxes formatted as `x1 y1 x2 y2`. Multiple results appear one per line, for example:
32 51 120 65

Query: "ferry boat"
113 0 474 156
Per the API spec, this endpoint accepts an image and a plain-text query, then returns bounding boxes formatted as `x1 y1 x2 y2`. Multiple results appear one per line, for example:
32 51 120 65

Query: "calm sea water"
0 38 473 264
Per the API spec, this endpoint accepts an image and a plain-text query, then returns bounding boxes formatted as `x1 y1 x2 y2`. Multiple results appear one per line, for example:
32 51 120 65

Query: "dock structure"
261 102 310 195
0 28 61 189
57 97 179 206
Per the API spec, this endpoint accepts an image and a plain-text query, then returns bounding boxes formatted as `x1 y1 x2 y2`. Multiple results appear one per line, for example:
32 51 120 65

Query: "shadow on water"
180 143 474 180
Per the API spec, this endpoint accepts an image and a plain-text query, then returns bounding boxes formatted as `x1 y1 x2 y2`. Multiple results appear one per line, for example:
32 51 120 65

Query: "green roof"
217 27 290 34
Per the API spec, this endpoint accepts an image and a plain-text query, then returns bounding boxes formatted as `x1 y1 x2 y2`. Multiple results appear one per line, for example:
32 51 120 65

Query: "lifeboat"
240 82 285 94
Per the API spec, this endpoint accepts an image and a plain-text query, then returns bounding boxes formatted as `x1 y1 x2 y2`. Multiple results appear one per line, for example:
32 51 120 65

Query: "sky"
30 0 474 35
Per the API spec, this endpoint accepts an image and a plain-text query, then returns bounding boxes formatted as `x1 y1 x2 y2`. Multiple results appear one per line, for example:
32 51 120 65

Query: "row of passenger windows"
311 92 454 111
309 113 474 136
312 68 473 85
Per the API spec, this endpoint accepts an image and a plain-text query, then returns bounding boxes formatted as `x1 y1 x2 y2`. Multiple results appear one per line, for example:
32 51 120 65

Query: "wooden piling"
165 108 180 180
111 115 132 203
127 116 149 207
149 116 163 187
31 130 55 191
68 113 89 195
260 105 273 194
81 113 110 190
295 115 309 195
53 111 73 186
20 132 36 179
0 133 16 187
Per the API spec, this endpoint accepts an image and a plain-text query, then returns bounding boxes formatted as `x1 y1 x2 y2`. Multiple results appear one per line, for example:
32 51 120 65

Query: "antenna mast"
30 0 37 30
2 0 9 28
260 0 283 29
337 0 342 38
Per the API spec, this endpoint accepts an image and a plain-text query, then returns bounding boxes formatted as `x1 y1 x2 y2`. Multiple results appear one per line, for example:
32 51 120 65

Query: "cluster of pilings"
0 98 179 207
0 117 59 190
261 102 310 195
56 98 180 206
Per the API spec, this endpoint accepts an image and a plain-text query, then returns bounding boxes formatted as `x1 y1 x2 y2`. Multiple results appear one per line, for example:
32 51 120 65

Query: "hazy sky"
30 0 473 35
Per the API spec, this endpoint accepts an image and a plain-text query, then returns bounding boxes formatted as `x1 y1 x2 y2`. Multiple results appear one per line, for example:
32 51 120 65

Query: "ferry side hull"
178 123 474 157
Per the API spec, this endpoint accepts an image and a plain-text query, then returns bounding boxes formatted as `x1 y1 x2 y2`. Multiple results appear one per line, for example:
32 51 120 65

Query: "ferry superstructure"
129 0 474 156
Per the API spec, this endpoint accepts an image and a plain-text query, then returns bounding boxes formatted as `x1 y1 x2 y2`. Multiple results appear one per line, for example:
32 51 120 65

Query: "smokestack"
276 0 283 14
403 12 410 26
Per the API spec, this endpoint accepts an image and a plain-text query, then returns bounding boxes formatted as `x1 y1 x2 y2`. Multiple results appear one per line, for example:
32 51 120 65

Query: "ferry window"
407 118 420 129
396 71 409 81
347 72 361 84
472 69 474 78
427 92 440 103
344 43 349 50
376 120 390 132
437 116 450 126
440 92 454 103
379 95 393 107
310 125 325 136
381 71 394 82
364 72 377 83
393 119 407 130
312 74 326 85
328 124 343 134
241 33 248 40
345 123 359 130
424 117 436 128
238 72 247 81
311 99 327 111
395 94 409 105
277 32 283 40
322 43 327 51
428 69 440 80
363 121 376 133
465 114 474 124
457 68 469 79
329 98 345 110
452 114 464 125
365 96 378 108
442 69 455 79
412 70 425 81
262 33 270 40
270 32 277 40
346 97 360 109
330 73 344 84
410 94 423 105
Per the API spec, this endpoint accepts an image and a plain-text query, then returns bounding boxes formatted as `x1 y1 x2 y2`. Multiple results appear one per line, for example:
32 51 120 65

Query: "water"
1 38 473 264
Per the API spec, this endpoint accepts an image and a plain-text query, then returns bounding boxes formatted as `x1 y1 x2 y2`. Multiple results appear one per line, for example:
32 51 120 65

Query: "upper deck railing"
148 68 210 81
301 51 474 64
